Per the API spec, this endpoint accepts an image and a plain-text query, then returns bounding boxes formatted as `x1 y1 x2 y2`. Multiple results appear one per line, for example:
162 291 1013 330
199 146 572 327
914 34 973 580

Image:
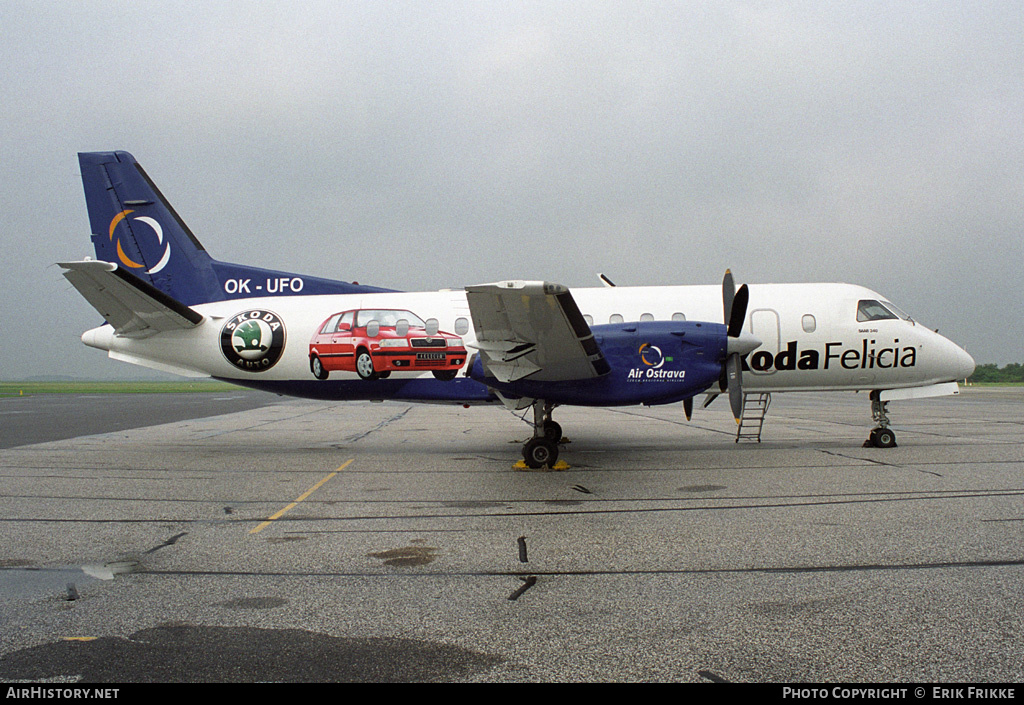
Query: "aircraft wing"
464 281 610 383
60 260 204 337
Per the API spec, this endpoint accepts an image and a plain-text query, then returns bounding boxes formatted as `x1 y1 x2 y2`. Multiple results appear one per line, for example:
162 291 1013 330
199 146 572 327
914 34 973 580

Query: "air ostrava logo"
744 339 918 372
628 343 686 381
639 343 665 368
220 310 286 372
107 210 171 274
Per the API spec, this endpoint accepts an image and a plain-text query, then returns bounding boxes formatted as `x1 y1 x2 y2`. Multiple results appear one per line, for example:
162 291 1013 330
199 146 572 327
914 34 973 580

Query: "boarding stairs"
735 393 771 443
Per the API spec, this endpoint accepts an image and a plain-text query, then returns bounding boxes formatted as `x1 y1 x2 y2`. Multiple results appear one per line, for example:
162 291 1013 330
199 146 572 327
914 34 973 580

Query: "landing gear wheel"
523 438 559 469
310 355 329 380
542 420 562 442
867 392 896 447
433 370 457 381
355 351 378 380
871 427 897 448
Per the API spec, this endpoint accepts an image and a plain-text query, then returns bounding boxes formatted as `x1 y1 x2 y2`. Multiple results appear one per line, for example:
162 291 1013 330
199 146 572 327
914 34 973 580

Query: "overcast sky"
2 1 1022 379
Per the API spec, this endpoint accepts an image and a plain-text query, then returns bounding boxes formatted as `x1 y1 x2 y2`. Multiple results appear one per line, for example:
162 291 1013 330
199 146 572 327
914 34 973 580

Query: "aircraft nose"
955 346 975 381
939 334 975 382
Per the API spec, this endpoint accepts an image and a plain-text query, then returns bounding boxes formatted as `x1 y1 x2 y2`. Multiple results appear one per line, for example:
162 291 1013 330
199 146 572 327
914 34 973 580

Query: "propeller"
683 270 760 423
720 270 761 423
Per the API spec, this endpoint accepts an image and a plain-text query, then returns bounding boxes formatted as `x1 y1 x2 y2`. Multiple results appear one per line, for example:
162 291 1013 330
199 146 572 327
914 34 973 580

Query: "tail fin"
79 151 223 304
79 151 391 306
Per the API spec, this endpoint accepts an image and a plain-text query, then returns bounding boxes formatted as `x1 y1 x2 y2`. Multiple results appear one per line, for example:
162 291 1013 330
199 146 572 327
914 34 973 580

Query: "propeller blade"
727 353 744 422
683 396 693 421
728 284 749 339
720 270 752 422
722 269 735 324
703 393 719 409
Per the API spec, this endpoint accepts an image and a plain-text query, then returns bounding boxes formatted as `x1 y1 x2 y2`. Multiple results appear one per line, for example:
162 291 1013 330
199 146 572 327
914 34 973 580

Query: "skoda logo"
220 310 286 372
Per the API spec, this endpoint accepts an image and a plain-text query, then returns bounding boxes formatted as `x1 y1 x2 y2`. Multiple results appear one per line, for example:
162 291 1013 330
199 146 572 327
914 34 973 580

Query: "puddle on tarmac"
81 561 140 581
0 625 503 682
217 597 289 609
0 566 99 601
367 545 439 567
679 485 728 493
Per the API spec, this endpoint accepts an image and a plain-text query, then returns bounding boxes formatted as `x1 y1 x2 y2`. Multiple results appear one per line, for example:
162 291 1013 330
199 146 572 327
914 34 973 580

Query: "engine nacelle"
472 320 727 406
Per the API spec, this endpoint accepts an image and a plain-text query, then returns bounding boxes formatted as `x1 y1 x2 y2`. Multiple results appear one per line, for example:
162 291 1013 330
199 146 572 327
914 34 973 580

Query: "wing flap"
465 280 608 383
60 260 204 337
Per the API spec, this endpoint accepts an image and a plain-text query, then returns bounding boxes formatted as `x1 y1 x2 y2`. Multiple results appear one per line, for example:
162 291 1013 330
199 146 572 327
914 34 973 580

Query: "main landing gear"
865 390 898 448
522 400 563 469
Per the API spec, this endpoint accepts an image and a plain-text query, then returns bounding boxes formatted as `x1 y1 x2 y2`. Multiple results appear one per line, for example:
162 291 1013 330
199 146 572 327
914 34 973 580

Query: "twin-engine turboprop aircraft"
61 151 975 467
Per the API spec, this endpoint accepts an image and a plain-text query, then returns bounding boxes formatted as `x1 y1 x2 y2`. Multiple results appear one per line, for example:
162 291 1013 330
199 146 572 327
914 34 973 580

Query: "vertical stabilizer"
80 151 222 304
78 151 392 306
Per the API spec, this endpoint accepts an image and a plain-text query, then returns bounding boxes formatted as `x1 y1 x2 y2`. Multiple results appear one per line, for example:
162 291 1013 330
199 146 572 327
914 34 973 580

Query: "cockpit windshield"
881 301 912 321
857 299 912 323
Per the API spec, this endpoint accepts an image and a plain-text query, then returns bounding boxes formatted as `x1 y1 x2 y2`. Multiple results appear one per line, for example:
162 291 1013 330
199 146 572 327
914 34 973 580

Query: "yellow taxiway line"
249 459 353 535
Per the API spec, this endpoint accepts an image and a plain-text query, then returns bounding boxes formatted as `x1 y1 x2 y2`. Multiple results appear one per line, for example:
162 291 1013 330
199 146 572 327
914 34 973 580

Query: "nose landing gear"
865 391 898 448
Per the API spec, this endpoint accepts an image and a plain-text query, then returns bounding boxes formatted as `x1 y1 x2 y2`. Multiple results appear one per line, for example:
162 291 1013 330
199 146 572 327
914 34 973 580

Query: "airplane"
60 151 976 468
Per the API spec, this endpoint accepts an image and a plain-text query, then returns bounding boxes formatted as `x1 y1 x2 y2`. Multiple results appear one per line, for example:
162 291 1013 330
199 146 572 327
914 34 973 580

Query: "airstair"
735 393 771 443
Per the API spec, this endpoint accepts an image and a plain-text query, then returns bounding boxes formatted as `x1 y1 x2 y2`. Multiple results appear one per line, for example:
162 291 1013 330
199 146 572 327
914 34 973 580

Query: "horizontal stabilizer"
60 260 204 337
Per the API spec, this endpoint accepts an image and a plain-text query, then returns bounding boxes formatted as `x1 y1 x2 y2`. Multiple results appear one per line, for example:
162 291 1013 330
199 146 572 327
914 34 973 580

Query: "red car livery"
309 309 468 381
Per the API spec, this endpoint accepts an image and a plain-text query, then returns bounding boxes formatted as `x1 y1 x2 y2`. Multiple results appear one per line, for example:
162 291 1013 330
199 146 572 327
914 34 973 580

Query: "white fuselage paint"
82 282 975 398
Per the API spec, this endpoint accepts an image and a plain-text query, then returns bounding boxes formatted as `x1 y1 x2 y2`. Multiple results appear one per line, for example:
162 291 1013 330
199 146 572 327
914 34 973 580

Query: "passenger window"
857 300 898 322
640 313 654 322
671 312 685 321
455 317 469 335
801 314 816 333
609 314 624 324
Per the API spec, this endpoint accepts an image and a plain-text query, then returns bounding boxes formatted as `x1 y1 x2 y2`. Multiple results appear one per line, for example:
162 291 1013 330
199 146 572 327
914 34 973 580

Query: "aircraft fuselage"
81 281 974 405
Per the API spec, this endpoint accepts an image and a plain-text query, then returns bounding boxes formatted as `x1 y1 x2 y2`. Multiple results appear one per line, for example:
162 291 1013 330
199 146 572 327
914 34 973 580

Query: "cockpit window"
857 300 898 322
881 301 912 321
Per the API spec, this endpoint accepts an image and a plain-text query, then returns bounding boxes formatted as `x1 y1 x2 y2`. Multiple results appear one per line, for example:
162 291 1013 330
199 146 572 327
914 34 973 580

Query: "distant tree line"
968 363 1024 384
